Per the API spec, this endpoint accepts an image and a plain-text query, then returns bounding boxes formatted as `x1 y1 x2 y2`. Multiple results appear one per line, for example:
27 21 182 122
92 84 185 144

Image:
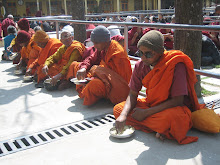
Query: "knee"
113 101 125 119
86 79 105 90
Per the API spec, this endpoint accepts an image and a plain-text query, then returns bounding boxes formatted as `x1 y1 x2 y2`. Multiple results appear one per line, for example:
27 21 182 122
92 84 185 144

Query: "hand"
51 73 62 86
7 45 12 52
133 32 139 39
42 65 49 75
26 68 32 76
16 63 21 70
132 107 151 121
76 68 87 80
115 114 127 133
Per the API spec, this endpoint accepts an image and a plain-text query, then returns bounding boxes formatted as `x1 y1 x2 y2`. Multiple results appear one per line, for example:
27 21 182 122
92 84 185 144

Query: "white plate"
23 75 33 81
14 70 23 75
44 78 52 84
70 78 88 85
109 125 135 139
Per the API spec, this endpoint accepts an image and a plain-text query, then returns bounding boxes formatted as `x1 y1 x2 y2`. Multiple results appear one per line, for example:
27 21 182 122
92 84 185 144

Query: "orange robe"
43 41 86 80
114 50 202 144
76 40 132 106
28 38 63 82
20 39 41 74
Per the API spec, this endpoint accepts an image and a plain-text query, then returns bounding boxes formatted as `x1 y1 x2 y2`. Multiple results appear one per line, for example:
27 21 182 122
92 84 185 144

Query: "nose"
141 55 145 61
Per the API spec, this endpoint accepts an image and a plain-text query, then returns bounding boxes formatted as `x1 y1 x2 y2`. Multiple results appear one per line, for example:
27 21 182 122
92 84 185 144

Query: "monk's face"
19 41 29 47
138 45 162 66
60 32 73 47
35 41 48 48
93 42 109 51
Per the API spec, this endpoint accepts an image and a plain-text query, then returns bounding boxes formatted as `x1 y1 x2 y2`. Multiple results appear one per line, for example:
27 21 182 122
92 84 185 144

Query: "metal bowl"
43 78 60 91
23 75 33 82
14 70 23 75
109 125 135 139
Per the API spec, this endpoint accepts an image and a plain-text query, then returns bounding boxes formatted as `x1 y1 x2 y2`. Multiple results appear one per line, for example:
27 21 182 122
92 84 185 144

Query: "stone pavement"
0 47 220 165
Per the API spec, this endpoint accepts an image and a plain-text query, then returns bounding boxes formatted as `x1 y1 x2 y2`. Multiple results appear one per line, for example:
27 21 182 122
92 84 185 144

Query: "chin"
142 61 151 66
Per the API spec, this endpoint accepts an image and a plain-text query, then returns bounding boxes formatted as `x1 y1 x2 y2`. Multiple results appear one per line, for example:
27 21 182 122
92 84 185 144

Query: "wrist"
120 113 128 117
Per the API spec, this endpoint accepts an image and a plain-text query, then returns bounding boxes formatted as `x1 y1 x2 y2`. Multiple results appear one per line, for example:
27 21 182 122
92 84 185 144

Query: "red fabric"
128 27 146 54
79 49 103 71
86 24 96 39
128 27 144 46
18 18 30 32
1 18 16 37
17 30 31 44
111 35 124 42
82 46 96 60
202 31 211 38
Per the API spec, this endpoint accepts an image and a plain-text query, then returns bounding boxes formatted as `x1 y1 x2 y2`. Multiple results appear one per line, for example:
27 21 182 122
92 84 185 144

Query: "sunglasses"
136 50 154 58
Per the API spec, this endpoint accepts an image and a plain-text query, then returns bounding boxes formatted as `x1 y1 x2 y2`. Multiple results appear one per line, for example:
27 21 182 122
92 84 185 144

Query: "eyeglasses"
136 50 154 58
60 36 71 40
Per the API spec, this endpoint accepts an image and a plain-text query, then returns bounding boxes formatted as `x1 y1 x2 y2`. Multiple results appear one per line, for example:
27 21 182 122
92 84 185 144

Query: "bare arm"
115 90 138 132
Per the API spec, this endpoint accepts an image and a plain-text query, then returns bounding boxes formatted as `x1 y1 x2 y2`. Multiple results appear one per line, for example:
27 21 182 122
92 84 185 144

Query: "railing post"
56 21 59 39
124 25 129 53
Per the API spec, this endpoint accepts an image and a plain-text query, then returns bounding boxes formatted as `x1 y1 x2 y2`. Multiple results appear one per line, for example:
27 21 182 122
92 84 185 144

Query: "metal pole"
64 0 67 15
124 25 128 53
146 0 149 10
56 21 59 39
117 0 120 13
158 0 161 13
85 0 88 15
48 0 52 16
26 17 220 32
37 0 40 11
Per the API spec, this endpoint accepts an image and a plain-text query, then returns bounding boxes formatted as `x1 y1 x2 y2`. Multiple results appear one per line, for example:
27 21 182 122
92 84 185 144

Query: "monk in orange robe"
68 26 132 106
40 31 86 90
15 30 41 76
114 30 203 145
26 30 63 88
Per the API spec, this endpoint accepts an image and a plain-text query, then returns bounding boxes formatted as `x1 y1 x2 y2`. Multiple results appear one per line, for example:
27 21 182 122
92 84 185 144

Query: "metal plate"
23 76 33 82
70 78 89 85
14 70 23 75
109 125 135 139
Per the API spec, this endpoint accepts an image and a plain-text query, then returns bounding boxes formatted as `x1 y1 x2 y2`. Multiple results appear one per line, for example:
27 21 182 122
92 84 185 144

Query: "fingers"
115 121 125 133
42 66 48 75
51 78 57 86
76 72 86 80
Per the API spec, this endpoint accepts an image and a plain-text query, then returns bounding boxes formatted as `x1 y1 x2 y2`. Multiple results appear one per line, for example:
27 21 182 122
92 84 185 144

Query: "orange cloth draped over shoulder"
29 38 62 82
46 41 86 80
114 50 202 144
20 38 41 74
79 40 132 106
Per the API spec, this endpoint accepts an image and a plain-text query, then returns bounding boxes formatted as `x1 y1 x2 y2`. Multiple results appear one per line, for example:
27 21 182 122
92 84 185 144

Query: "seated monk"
114 30 203 145
15 30 41 76
7 18 35 64
26 30 63 88
41 31 86 90
67 25 132 106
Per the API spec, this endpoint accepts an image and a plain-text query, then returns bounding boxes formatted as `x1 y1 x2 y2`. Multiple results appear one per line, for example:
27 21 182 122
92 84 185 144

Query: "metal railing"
27 17 220 79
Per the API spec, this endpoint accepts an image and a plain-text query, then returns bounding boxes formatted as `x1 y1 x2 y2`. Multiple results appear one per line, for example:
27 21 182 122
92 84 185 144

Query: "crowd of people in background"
1 6 220 65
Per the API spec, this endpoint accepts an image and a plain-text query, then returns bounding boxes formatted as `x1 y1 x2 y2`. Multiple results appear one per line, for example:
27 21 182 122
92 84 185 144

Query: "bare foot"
156 132 166 141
